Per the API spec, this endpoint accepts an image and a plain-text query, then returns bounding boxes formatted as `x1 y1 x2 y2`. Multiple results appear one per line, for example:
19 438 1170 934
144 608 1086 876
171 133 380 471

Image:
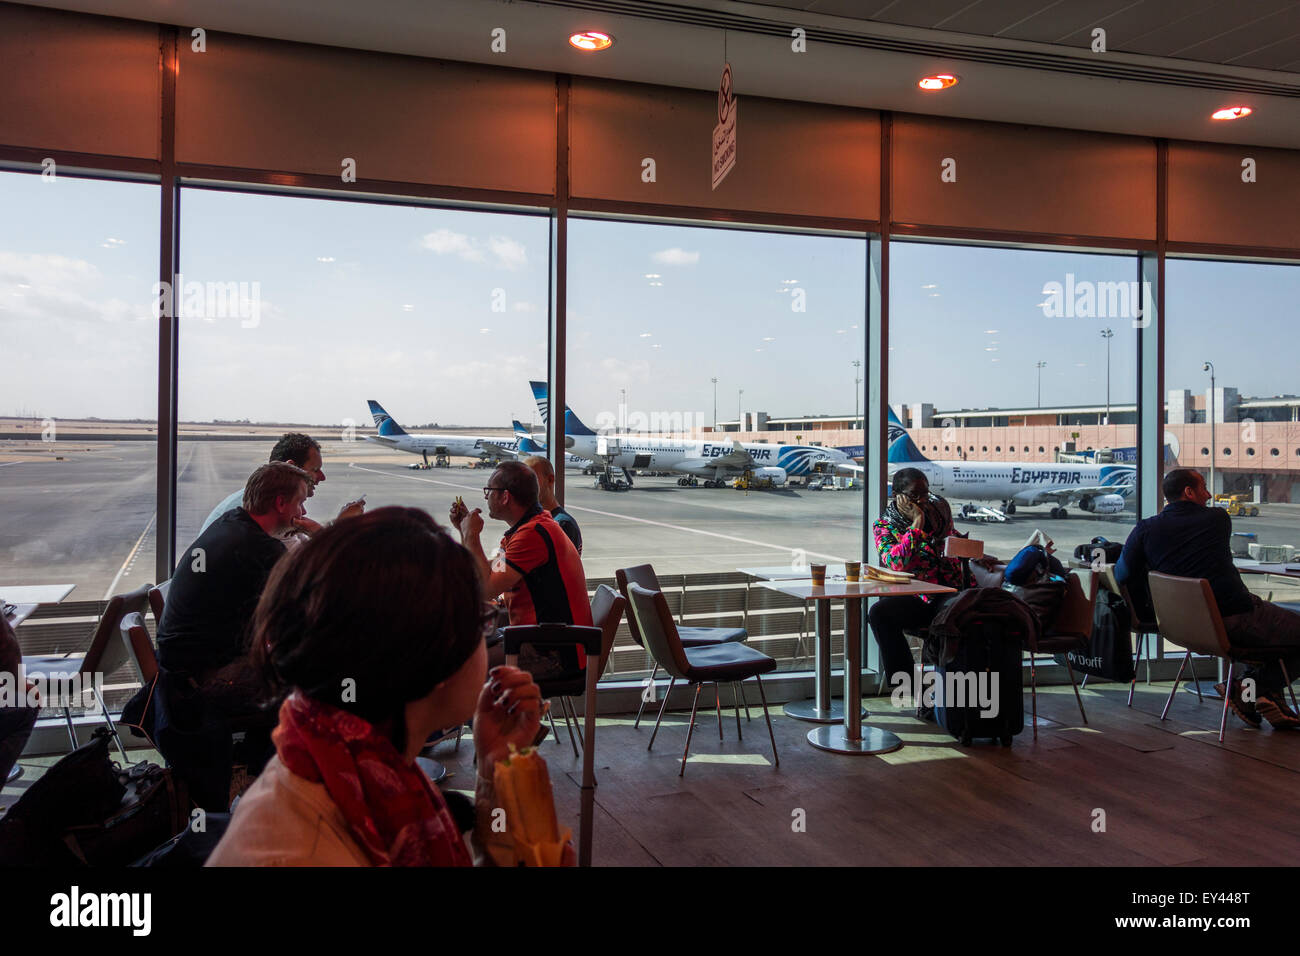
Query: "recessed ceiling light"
569 31 614 52
1211 106 1251 121
919 73 959 92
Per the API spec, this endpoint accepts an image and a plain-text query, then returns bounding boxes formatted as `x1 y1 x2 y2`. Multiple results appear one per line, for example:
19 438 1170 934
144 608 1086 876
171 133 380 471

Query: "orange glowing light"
1211 106 1252 120
919 73 959 91
569 31 614 52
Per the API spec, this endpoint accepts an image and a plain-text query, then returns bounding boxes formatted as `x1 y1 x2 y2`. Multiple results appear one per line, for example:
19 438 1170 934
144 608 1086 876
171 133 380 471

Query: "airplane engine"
1083 494 1125 514
753 466 788 487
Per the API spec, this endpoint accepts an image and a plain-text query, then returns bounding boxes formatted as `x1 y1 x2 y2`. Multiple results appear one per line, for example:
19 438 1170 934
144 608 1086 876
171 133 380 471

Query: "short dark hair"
891 467 929 498
243 461 311 514
270 432 321 468
1163 468 1204 502
253 507 490 750
493 460 539 509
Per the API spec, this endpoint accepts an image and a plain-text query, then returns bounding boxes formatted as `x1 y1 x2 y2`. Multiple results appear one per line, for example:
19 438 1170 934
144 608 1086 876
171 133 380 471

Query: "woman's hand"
473 665 545 777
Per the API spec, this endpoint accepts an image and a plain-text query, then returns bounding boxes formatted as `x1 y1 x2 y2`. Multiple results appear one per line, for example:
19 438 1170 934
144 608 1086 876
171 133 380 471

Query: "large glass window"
175 189 549 557
1166 258 1300 604
0 170 159 610
889 241 1141 563
568 218 867 676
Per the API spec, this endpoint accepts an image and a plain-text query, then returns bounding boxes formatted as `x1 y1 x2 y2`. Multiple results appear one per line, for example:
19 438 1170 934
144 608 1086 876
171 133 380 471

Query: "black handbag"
1054 588 1135 682
0 727 188 867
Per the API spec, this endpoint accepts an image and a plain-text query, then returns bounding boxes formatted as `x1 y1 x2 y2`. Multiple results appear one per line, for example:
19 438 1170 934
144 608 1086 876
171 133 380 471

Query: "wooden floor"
432 679 1300 867
9 678 1300 865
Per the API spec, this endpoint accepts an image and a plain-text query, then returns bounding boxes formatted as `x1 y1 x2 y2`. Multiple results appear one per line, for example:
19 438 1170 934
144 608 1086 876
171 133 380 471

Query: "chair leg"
634 663 660 729
737 680 751 721
1080 673 1089 690
1160 652 1190 721
568 697 586 752
1280 659 1299 713
733 682 743 741
1065 657 1088 725
455 723 464 752
1027 651 1038 741
559 697 580 759
547 705 560 747
648 677 676 751
1218 661 1234 743
715 683 724 741
1186 653 1203 700
97 692 130 762
679 684 704 777
62 707 78 751
1127 634 1144 708
754 674 779 769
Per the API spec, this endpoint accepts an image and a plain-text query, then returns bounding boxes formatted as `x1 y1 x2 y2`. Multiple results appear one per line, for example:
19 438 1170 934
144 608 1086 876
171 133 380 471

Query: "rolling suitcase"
933 620 1025 746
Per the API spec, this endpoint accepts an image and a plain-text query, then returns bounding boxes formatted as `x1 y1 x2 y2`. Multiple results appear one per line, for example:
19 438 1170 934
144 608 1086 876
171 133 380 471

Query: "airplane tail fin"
512 419 530 438
518 435 545 454
367 400 407 437
529 381 549 427
564 408 597 437
886 407 929 464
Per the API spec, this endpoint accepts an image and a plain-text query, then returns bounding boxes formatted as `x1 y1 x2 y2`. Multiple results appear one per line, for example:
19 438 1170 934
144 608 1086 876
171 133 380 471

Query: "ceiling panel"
937 0 1062 37
852 0 985 30
1103 2 1294 58
997 0 1146 44
1175 8 1300 62
1231 34 1300 70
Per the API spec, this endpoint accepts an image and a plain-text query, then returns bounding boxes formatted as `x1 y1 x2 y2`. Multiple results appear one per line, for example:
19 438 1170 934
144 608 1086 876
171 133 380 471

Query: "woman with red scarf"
208 506 567 866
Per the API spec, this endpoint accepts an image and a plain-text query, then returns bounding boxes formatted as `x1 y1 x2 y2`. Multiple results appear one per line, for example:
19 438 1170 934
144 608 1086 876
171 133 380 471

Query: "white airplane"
510 421 593 472
365 400 524 466
887 409 1136 519
530 381 856 488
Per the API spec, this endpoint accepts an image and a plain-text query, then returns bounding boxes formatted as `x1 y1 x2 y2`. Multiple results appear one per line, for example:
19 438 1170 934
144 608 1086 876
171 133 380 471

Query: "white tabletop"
759 579 958 601
1235 560 1300 578
0 584 76 605
738 564 848 581
3 604 38 628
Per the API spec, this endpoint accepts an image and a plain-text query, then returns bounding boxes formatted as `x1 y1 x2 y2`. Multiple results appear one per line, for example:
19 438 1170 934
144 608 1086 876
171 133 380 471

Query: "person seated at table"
449 461 592 680
523 455 582 554
0 612 38 792
156 461 313 797
207 507 570 866
201 432 364 544
1117 467 1300 730
868 468 971 714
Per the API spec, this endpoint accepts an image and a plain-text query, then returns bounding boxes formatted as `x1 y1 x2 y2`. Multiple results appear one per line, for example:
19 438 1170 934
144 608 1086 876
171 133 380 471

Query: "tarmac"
5 438 1300 602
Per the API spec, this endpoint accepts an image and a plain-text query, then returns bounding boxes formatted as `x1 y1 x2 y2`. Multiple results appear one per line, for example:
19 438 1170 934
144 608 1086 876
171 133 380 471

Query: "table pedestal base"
784 699 867 723
807 725 902 755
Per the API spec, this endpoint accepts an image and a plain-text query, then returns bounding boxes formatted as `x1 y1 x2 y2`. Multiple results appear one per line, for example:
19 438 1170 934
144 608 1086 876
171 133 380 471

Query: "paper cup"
845 561 861 582
810 564 826 586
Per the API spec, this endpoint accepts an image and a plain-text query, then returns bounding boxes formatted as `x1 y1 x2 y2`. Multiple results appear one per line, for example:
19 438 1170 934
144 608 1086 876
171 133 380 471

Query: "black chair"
616 564 748 729
502 622 604 866
626 583 778 777
1024 573 1095 739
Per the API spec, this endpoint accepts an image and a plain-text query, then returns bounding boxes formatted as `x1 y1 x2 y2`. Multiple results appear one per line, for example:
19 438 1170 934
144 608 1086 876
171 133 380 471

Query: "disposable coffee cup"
845 561 861 582
810 564 826 586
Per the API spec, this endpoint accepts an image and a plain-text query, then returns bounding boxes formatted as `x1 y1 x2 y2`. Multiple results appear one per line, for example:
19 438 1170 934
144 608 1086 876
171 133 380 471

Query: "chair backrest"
590 584 626 682
119 611 159 684
1147 571 1231 658
615 564 661 648
1051 571 1098 638
626 584 691 681
148 579 170 623
82 582 153 679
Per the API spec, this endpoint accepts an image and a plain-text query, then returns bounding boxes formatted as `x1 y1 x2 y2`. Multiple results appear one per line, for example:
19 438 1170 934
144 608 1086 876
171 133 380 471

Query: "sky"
2 170 1298 427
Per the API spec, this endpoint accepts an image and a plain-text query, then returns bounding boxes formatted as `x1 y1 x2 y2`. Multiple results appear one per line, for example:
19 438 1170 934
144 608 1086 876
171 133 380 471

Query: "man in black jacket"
1117 468 1300 729
156 462 311 805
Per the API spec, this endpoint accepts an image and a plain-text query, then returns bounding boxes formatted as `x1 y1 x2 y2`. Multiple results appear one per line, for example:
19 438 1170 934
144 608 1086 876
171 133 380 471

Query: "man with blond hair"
523 454 582 554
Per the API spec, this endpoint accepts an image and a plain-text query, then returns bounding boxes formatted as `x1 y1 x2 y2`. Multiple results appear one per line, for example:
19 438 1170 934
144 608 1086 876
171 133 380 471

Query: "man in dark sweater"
158 462 311 742
1117 468 1300 729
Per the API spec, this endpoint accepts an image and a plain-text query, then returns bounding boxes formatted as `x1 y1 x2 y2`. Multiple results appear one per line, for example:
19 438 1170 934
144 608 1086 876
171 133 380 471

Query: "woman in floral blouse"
868 467 970 713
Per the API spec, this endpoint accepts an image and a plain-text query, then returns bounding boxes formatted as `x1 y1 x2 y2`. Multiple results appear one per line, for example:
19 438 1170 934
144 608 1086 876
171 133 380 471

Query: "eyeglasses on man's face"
483 486 507 499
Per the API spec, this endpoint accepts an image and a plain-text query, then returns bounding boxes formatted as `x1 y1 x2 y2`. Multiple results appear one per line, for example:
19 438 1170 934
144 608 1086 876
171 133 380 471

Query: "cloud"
419 229 528 270
652 247 700 266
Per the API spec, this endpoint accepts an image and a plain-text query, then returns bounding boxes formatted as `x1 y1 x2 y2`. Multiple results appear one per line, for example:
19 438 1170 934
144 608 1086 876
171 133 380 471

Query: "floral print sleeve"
874 518 935 573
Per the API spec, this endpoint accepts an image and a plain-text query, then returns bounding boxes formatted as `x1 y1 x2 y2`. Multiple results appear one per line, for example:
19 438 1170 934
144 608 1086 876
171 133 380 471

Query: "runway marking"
104 512 156 601
348 462 845 562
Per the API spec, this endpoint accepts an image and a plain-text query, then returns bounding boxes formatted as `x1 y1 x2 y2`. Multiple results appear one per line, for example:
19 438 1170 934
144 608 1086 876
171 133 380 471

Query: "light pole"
1204 361 1216 495
1035 361 1047 408
711 377 718 431
620 388 626 434
851 359 861 429
738 388 744 432
1100 328 1113 427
